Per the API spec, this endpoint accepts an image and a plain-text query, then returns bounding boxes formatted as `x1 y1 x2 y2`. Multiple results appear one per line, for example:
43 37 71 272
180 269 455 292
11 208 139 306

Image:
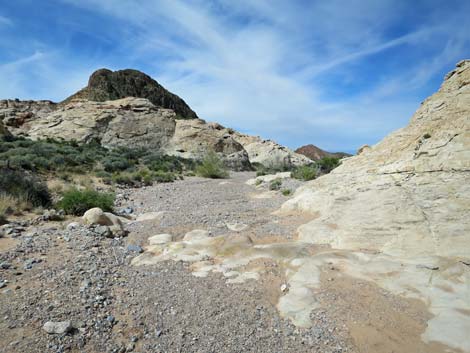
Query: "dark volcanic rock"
63 68 198 119
295 144 351 161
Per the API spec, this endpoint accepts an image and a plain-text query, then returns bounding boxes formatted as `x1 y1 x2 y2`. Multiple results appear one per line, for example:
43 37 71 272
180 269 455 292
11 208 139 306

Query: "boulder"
82 208 126 236
42 321 73 334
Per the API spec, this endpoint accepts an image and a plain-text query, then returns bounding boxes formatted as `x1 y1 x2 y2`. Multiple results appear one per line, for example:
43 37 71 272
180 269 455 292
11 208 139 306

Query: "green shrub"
255 179 263 186
196 151 229 179
281 189 292 196
269 178 282 191
152 171 177 183
318 157 340 173
0 167 51 207
292 165 317 181
57 188 115 215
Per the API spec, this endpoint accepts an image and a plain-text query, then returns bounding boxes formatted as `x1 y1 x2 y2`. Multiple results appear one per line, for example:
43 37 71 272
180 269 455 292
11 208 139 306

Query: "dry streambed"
0 172 467 353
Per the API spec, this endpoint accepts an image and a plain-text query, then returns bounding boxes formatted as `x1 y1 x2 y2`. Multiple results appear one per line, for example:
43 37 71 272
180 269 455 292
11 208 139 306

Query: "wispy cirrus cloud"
1 0 469 152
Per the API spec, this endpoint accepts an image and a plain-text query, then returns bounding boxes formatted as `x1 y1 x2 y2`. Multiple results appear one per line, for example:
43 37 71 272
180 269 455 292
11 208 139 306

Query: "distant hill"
295 144 351 161
62 68 198 119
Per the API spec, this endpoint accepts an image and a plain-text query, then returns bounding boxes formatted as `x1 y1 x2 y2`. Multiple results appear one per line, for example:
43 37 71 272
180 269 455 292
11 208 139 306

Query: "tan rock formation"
165 119 251 170
233 133 313 168
26 97 177 150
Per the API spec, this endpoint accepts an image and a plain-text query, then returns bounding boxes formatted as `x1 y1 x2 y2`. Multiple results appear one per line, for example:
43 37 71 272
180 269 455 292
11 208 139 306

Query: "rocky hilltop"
295 144 351 161
63 68 198 119
0 69 312 169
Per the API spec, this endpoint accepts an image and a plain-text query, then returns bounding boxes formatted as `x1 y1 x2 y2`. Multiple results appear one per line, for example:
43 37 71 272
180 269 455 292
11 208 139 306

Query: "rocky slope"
62 68 198 119
295 144 351 161
0 69 312 169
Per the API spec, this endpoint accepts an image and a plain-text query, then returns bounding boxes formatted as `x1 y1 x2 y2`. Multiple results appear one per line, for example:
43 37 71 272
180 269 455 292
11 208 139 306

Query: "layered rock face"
165 119 251 170
282 60 470 259
0 99 56 132
26 98 177 150
63 68 198 119
295 144 351 161
233 134 313 168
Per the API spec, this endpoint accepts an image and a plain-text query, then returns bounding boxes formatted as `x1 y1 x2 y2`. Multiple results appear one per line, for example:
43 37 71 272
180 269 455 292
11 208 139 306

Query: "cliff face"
62 68 198 120
282 60 470 258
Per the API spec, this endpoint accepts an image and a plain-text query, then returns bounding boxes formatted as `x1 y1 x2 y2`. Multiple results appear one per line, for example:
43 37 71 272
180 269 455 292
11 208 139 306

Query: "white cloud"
0 15 13 26
8 0 470 151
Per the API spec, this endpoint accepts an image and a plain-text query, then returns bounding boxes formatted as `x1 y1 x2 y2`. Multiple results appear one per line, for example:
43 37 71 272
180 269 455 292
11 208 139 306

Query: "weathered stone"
233 134 313 168
148 234 173 245
82 208 125 236
281 60 470 259
26 97 176 150
42 320 73 334
165 119 251 170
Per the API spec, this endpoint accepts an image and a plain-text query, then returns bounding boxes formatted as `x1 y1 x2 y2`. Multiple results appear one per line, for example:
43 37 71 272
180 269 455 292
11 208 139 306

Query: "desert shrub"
152 171 177 183
255 179 263 186
196 151 229 179
0 167 51 207
423 133 431 139
102 156 133 173
57 188 115 215
292 165 317 181
269 178 282 191
281 189 292 196
317 157 340 173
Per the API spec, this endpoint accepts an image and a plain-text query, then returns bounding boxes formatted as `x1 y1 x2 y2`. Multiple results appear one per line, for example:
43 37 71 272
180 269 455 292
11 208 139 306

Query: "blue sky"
0 0 469 153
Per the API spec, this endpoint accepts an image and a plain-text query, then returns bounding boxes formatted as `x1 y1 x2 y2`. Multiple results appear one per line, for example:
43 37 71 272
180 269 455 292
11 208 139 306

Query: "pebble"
42 320 73 334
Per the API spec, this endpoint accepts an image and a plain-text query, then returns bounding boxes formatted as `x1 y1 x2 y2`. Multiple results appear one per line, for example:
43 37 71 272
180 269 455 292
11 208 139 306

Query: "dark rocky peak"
62 68 198 119
295 144 351 161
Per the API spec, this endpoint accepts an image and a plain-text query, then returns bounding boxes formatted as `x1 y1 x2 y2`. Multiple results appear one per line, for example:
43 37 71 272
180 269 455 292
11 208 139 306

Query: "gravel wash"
0 172 354 353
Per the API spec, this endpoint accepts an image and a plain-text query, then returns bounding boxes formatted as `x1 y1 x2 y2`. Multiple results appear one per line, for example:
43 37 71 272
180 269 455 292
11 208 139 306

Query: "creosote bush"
291 165 317 181
0 167 51 208
269 178 282 191
281 189 292 196
57 188 115 216
317 157 340 174
196 151 229 179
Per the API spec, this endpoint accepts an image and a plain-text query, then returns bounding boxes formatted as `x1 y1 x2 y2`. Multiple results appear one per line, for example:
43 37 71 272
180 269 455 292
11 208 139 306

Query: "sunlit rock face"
282 59 470 259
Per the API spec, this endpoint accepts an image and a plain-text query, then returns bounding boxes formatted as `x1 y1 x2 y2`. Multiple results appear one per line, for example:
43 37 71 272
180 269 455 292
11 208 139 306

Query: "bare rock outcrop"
62 68 198 119
233 133 313 168
26 97 177 150
0 99 56 134
282 60 470 259
165 119 251 170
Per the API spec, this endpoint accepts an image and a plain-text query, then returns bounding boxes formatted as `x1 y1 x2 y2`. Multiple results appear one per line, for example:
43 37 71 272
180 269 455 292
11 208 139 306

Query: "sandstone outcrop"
278 61 470 351
282 60 470 259
165 119 251 170
63 68 198 119
0 99 56 134
233 133 313 168
26 97 177 150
